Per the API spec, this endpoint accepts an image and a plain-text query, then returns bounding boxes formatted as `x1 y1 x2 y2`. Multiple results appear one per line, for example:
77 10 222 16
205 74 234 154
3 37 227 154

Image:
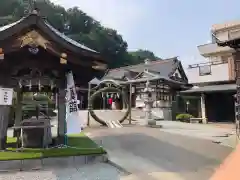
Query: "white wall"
187 63 229 84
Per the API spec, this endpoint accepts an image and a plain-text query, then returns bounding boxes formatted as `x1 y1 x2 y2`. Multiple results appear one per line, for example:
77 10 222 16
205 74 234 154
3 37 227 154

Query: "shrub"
176 113 194 123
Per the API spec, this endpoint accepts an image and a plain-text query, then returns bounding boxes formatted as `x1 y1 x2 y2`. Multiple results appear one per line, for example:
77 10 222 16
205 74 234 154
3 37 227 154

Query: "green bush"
176 113 194 123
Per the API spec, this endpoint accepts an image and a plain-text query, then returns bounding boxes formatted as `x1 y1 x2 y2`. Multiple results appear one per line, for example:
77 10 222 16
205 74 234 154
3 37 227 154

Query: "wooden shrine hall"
0 10 107 149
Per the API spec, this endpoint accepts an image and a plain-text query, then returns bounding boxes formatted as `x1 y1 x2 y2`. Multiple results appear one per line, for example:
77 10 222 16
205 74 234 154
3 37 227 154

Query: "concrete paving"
158 121 235 143
87 127 233 180
0 162 125 180
131 118 236 145
6 112 236 179
220 135 240 148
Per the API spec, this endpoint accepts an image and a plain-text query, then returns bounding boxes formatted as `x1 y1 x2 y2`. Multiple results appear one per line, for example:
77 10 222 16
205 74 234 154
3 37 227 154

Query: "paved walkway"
158 121 235 143
87 126 233 180
0 162 124 180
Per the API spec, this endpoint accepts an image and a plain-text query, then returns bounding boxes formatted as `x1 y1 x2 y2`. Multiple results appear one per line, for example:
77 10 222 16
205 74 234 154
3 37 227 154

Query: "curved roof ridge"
43 20 98 53
0 17 26 31
0 14 99 54
109 57 178 72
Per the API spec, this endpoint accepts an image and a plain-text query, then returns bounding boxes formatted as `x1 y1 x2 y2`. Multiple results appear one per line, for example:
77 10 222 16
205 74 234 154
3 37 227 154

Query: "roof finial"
144 58 151 65
32 8 39 15
31 0 40 15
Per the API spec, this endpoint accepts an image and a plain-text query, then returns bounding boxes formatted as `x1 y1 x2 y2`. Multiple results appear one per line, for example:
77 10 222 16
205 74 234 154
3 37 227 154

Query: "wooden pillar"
57 81 66 144
55 92 58 109
102 92 106 109
201 93 207 124
87 83 91 126
175 92 180 114
122 89 126 109
198 96 202 118
129 83 132 124
13 89 23 137
171 91 178 121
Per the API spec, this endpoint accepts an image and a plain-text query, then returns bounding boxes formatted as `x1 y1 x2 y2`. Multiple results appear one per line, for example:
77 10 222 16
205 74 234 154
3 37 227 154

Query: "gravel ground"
0 163 124 180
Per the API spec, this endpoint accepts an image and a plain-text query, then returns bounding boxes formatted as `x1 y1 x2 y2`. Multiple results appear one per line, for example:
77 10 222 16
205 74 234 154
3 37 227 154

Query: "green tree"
129 49 161 64
0 0 160 68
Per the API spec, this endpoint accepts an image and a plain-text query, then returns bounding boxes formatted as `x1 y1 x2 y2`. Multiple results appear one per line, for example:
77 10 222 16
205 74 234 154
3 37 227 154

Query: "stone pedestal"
22 119 52 148
144 102 153 125
0 106 10 150
143 81 159 126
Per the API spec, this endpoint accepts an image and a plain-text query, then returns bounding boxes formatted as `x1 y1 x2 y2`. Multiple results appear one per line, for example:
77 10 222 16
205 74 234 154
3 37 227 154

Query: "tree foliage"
129 49 161 64
0 0 160 68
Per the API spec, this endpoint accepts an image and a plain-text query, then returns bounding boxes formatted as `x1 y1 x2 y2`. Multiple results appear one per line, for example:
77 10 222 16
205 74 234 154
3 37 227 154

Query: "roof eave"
0 14 106 63
217 38 240 48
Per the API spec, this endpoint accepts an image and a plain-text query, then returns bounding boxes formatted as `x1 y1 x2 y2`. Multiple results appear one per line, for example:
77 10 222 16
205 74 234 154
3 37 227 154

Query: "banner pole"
49 71 81 149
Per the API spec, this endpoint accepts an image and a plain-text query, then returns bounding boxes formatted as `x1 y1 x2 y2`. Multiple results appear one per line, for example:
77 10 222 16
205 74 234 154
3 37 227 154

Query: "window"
199 65 211 76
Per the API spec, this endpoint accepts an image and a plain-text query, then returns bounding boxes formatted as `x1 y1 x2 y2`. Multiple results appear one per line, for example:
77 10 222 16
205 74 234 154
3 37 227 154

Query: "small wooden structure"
0 10 106 149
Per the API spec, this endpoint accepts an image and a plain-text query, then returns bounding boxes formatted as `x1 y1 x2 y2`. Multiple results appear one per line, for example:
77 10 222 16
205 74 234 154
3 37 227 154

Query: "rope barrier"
88 86 130 126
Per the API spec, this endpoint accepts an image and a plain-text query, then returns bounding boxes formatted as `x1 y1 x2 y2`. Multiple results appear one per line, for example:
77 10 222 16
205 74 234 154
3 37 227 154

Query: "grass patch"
0 132 106 161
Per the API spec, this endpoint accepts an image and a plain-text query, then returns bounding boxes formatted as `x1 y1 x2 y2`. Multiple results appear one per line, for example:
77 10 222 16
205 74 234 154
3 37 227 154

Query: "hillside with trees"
0 0 160 68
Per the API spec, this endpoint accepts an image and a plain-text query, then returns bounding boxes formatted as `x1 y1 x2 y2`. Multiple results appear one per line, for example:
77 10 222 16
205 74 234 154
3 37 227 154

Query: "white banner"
65 71 82 134
0 88 13 105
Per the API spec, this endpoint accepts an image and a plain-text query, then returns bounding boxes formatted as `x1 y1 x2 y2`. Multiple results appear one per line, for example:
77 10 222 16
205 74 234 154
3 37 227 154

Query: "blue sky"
51 0 240 67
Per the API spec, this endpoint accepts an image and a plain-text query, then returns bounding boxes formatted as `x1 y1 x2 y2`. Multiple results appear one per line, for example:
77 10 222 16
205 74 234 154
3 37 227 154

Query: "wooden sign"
0 88 13 105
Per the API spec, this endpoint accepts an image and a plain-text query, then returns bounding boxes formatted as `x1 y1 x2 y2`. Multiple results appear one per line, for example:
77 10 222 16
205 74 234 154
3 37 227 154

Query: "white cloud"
50 0 145 36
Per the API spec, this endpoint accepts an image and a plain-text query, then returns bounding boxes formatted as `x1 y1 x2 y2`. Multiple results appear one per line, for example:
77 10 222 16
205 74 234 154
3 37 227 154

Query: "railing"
213 30 240 42
188 60 228 69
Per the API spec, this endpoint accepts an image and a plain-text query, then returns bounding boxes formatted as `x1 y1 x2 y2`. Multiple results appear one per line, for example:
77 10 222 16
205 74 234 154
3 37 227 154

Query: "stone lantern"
143 80 154 125
142 58 161 127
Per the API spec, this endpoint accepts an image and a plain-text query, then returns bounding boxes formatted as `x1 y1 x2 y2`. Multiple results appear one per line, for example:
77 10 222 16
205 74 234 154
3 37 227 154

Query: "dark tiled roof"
181 84 236 93
104 57 179 80
0 18 24 31
44 21 97 53
0 14 98 53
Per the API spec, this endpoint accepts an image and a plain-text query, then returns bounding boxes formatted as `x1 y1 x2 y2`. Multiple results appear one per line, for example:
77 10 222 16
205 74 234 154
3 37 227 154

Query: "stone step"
112 120 123 128
105 120 123 128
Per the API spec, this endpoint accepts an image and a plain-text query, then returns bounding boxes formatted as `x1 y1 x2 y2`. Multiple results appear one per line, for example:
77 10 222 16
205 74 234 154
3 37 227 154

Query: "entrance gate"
0 10 106 149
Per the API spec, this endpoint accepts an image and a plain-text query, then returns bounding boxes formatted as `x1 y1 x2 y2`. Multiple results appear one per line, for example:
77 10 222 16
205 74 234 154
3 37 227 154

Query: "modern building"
183 21 240 123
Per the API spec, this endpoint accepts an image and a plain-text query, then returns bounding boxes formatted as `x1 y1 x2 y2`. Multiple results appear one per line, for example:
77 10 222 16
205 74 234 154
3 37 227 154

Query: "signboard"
0 88 13 105
65 72 82 134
